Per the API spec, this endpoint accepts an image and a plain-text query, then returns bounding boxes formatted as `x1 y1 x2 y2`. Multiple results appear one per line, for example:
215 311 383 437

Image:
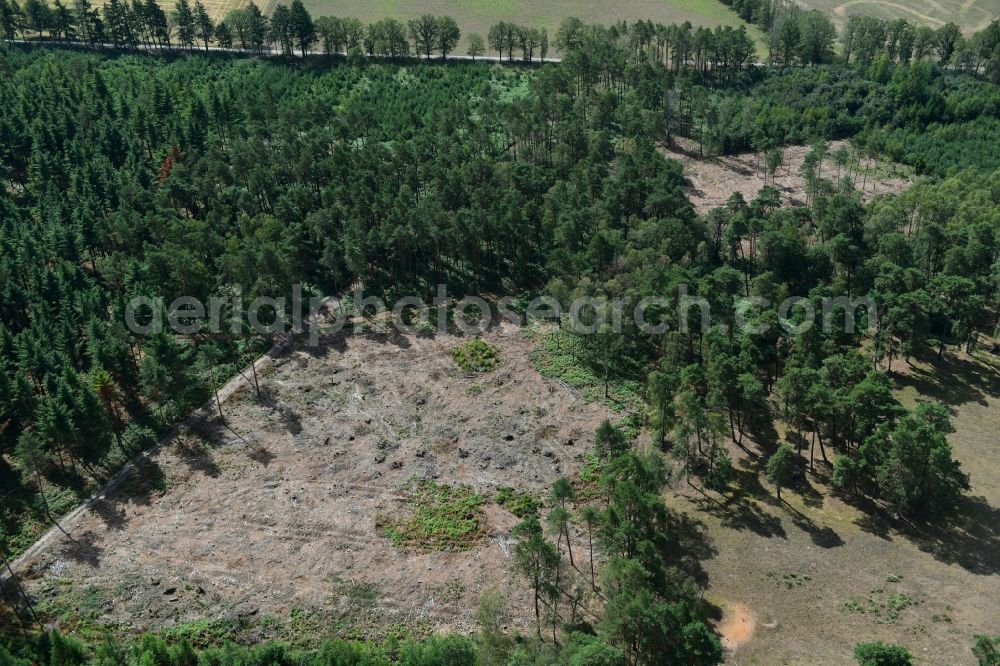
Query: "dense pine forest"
1 0 999 662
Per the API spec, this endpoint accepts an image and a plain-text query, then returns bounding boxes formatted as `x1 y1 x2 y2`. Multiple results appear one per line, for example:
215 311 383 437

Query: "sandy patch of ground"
663 138 914 214
19 323 610 639
717 601 756 651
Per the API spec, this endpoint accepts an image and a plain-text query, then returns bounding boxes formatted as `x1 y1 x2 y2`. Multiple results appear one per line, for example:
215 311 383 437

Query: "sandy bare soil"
20 324 610 640
664 139 914 214
718 602 756 651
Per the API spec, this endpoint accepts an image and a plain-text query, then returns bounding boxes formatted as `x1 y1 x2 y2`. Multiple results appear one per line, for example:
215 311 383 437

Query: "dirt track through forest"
2 333 294 582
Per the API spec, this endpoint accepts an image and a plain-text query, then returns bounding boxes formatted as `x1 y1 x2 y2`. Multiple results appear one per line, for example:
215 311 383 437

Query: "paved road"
7 37 564 63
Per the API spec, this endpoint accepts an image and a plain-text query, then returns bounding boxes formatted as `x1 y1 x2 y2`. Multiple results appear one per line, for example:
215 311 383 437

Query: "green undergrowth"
842 586 919 624
766 570 812 589
495 487 541 517
452 338 501 372
528 328 644 413
160 618 240 647
377 479 486 551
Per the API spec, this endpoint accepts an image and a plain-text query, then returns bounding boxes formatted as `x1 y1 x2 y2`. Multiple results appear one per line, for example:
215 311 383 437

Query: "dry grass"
84 0 252 23
797 0 997 33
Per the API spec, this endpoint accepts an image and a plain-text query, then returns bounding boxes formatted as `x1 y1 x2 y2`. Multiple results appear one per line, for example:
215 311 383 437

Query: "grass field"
299 0 765 53
798 0 999 33
87 0 274 24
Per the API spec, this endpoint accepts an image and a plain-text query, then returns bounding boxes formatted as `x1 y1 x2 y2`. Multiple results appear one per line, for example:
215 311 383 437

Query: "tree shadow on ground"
689 456 847 546
663 509 718 586
194 417 257 449
258 386 303 435
92 498 127 530
850 490 1000 575
901 495 1000 576
0 594 28 638
173 434 221 479
780 500 844 549
362 329 412 350
298 330 349 358
791 470 826 510
893 353 999 412
90 454 168 531
854 513 893 541
836 490 895 541
743 415 780 458
687 479 787 540
212 421 275 466
117 457 166 507
247 445 276 466
59 530 103 568
44 465 89 498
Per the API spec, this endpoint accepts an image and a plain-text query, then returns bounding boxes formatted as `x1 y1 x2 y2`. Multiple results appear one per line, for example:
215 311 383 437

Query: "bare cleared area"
20 324 610 640
664 139 914 214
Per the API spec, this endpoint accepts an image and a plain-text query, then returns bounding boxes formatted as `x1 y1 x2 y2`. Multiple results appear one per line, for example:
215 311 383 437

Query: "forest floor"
676 346 1000 665
664 138 915 214
15 323 611 644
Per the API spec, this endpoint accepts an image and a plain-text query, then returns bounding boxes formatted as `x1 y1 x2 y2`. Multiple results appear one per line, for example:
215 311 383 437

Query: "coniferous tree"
102 0 126 45
72 0 95 44
512 515 560 639
24 0 50 37
314 14 340 54
766 443 796 501
213 19 230 47
50 0 71 39
487 22 504 58
269 3 292 53
15 430 71 537
245 1 266 51
341 15 362 49
223 7 248 48
173 0 195 48
193 0 212 49
0 0 20 40
578 505 600 588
